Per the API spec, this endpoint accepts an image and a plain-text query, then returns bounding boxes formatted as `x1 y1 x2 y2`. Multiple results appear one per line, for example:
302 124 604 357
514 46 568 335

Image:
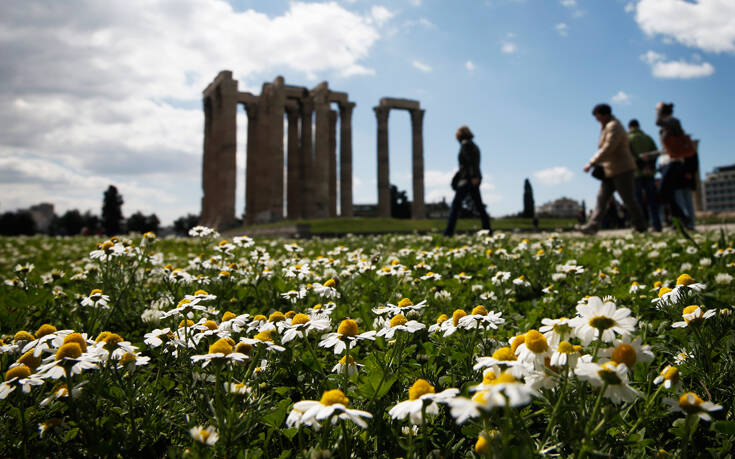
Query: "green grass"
229 217 577 235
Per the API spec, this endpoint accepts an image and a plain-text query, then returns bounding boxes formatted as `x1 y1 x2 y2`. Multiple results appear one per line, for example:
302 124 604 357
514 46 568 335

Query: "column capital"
410 108 425 123
339 101 356 120
374 106 390 123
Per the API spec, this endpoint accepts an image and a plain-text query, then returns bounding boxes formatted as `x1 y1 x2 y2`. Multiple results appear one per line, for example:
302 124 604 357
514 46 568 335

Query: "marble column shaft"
410 109 425 219
328 110 338 217
339 103 354 217
300 100 314 218
312 88 330 218
286 107 301 219
244 103 258 224
375 106 391 218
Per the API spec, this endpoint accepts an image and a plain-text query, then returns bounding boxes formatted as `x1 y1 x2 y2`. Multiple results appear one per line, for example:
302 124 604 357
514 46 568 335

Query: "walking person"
627 119 662 231
443 125 492 237
579 104 647 235
656 102 692 228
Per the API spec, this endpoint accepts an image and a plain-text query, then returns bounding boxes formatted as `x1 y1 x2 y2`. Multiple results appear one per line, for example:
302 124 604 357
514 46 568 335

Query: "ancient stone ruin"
200 71 425 227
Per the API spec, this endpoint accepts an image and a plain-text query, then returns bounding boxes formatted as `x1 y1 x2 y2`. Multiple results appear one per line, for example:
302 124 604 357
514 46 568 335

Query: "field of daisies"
1 227 734 458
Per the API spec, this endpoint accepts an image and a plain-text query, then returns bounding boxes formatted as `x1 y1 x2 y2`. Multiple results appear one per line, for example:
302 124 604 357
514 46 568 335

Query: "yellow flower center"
390 314 409 328
324 278 336 288
269 311 286 323
598 363 622 385
339 355 355 365
557 341 575 354
104 333 124 348
222 311 236 322
90 289 103 297
452 309 467 326
537 249 545 256
683 305 699 315
589 315 616 330
199 429 211 442
408 379 435 400
524 330 549 353
119 352 137 365
178 319 195 329
201 320 218 331
17 350 42 370
678 392 704 414
95 331 111 342
337 319 359 337
510 334 526 353
436 314 449 324
658 287 672 298
5 364 32 381
475 434 489 454
676 274 695 286
472 390 491 404
492 346 517 361
13 331 35 343
235 342 252 355
219 271 231 277
100 241 114 251
491 371 516 385
63 333 88 353
178 298 192 307
662 365 679 383
194 289 209 296
397 297 414 308
312 304 323 310
254 330 274 342
320 389 350 406
35 324 57 338
291 313 311 325
285 311 296 319
482 371 497 384
253 314 267 322
471 305 488 316
611 344 637 368
209 338 233 355
55 342 82 361
391 259 400 266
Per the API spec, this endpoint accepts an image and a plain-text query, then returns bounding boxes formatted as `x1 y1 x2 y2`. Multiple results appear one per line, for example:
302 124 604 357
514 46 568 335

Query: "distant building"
536 197 583 218
28 203 55 233
703 164 735 212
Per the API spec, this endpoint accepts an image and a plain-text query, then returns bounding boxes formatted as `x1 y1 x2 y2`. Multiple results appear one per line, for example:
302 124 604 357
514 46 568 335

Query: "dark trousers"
587 170 647 232
634 176 662 231
659 162 690 226
444 185 491 236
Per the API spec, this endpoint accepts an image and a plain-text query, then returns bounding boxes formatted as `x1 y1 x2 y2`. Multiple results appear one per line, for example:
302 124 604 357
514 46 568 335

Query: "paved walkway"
559 222 735 238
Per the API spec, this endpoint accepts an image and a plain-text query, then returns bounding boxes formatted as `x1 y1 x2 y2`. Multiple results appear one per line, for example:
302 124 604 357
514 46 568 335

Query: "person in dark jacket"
443 125 491 237
656 102 691 228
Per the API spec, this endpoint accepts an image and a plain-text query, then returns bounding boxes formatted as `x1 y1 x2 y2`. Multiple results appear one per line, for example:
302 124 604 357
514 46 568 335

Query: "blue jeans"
675 188 696 229
634 176 662 231
444 184 491 236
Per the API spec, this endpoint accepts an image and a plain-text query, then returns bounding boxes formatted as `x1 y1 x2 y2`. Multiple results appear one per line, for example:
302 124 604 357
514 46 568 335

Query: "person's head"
657 102 674 116
628 119 640 131
591 103 612 124
456 125 473 142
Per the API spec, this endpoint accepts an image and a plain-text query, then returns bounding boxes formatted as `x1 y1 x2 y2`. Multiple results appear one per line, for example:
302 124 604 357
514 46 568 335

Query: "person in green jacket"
628 119 662 231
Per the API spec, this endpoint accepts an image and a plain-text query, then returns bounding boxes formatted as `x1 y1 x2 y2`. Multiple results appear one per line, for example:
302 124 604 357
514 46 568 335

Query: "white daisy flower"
664 392 722 421
457 305 505 331
280 314 331 344
574 361 640 404
190 425 219 445
286 389 372 430
653 365 681 390
568 296 637 346
319 319 376 355
388 379 459 425
376 314 426 339
671 305 717 328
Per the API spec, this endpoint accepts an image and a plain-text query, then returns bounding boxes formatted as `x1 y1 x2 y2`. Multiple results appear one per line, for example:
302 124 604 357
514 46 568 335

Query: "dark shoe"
578 225 598 235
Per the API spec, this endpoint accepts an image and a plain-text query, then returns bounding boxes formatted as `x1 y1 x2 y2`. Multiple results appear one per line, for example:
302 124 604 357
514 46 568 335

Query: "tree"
58 209 84 235
127 211 160 234
102 185 124 235
522 178 535 219
173 214 200 236
0 211 36 235
390 184 411 219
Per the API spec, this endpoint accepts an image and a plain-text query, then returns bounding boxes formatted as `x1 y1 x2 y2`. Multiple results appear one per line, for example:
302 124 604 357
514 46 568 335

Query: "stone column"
410 108 426 219
268 77 286 221
375 106 390 218
201 96 213 225
339 102 355 217
300 99 314 218
244 102 258 224
311 83 330 218
328 109 338 217
286 105 301 219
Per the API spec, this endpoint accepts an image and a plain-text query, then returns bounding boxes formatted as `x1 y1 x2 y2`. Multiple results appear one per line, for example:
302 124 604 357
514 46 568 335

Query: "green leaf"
713 420 735 435
282 426 299 440
261 398 291 428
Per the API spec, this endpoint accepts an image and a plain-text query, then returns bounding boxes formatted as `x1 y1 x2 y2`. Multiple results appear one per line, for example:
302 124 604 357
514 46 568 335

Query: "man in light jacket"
579 103 647 235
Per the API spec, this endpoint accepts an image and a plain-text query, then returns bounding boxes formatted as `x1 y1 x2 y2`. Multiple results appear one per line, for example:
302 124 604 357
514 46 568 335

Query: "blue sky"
1 0 733 224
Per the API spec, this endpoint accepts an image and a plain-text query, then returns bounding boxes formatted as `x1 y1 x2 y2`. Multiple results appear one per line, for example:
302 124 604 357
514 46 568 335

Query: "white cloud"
634 0 735 53
555 23 568 36
0 1 384 224
412 60 433 72
533 167 574 185
370 6 395 27
465 60 476 71
611 90 632 105
501 41 518 54
560 0 576 7
409 0 422 6
641 51 715 79
624 2 636 14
